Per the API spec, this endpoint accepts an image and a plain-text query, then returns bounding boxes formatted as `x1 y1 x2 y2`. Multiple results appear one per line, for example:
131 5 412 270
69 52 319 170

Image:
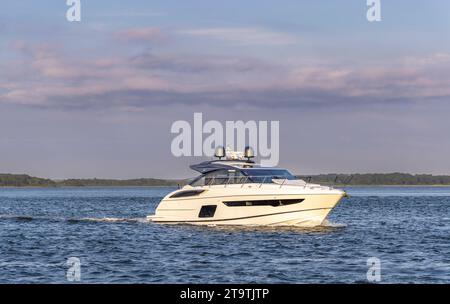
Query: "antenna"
214 146 225 160
244 146 254 162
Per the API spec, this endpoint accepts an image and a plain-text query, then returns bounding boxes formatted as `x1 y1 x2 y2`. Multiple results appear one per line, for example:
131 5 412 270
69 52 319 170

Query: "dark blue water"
0 186 449 283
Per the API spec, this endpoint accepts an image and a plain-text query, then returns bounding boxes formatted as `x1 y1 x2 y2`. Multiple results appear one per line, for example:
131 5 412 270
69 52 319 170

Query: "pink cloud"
1 41 450 109
115 27 166 42
177 27 299 46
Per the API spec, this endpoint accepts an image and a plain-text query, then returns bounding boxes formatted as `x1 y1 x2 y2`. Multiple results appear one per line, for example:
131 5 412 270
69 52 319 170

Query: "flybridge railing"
204 175 296 189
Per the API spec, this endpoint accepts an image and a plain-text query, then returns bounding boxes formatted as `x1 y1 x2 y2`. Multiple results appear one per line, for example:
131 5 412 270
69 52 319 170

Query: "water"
0 186 449 283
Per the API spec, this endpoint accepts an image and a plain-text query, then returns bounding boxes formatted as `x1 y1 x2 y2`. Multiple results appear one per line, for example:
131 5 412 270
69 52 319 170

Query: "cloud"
115 27 166 42
1 40 450 111
129 51 275 73
177 27 299 46
98 11 165 18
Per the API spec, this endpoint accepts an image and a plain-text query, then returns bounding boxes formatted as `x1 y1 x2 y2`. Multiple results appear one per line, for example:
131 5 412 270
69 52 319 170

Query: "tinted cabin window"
190 175 206 187
198 205 217 218
241 169 296 183
190 170 227 186
227 170 247 184
205 170 229 185
223 199 304 207
190 168 297 186
190 170 247 186
170 189 205 198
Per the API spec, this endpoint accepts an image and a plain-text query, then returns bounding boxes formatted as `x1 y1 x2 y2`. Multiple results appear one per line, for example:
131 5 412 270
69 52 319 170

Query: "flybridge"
170 113 279 167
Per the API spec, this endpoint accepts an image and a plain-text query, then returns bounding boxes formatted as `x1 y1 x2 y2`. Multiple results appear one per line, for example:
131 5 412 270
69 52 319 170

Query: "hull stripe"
152 207 332 223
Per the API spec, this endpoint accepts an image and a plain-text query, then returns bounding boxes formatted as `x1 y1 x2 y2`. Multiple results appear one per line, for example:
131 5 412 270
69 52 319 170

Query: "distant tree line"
58 178 184 187
0 174 57 187
2 172 450 187
0 174 184 187
297 173 450 186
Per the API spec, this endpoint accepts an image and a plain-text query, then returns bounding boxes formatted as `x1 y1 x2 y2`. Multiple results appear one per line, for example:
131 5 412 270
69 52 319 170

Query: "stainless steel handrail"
198 175 296 188
207 176 215 187
241 176 248 188
259 176 266 188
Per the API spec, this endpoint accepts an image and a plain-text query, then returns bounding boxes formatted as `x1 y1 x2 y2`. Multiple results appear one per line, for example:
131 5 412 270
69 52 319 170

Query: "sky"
1 0 450 179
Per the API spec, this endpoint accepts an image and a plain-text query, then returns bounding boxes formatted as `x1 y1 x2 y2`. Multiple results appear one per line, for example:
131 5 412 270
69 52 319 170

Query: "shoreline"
2 184 450 189
0 185 180 189
3 173 450 188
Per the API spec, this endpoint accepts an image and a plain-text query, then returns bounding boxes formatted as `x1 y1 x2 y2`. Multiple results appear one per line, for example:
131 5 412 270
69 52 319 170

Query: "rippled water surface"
0 186 449 283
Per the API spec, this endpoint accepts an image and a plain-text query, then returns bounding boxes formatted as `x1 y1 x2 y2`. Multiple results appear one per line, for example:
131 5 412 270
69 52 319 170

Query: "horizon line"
3 171 450 181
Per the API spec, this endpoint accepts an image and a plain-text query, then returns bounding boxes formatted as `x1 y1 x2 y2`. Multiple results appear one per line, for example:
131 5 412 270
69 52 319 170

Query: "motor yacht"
148 147 346 227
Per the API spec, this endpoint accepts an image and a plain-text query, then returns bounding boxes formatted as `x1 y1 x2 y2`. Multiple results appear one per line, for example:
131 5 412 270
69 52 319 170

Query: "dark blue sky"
1 1 450 178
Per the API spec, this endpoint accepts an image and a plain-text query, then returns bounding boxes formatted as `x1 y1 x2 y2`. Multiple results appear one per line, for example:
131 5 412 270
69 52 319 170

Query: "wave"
0 214 59 221
320 219 347 228
76 217 150 224
1 214 345 232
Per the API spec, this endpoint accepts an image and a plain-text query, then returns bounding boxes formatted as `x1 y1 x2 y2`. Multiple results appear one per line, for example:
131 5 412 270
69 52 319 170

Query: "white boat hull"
148 184 345 227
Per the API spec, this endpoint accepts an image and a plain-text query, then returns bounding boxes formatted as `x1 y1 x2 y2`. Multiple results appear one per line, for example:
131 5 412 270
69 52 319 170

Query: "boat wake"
320 219 347 228
189 220 347 233
76 217 150 224
0 214 345 233
0 214 150 224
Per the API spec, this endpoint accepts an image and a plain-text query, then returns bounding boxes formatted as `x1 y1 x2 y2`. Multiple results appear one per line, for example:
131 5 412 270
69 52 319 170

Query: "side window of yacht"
243 169 296 183
190 175 206 187
191 169 246 186
227 170 246 184
204 170 229 185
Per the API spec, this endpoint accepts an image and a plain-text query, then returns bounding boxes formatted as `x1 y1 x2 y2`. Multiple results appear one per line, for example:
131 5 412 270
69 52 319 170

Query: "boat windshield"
241 169 296 183
189 168 296 186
